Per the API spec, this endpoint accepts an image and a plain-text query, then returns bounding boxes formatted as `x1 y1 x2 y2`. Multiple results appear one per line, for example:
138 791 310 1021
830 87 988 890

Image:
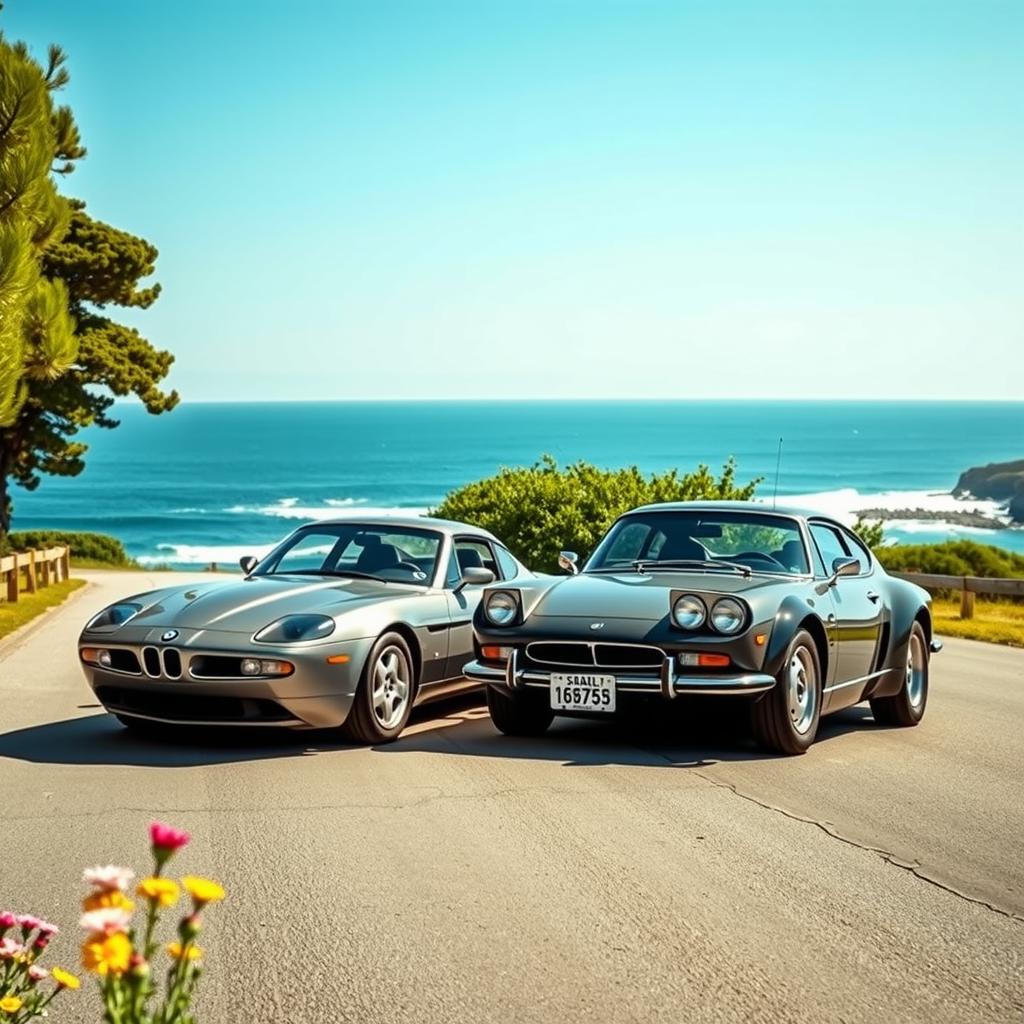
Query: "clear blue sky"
3 1 1022 400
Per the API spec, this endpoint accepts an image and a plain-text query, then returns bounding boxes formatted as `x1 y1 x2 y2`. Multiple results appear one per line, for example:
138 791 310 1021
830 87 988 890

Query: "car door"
443 537 510 678
808 521 883 703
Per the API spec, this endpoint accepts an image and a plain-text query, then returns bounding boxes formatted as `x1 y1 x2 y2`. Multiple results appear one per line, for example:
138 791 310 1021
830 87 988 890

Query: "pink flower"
149 821 190 853
36 920 59 936
28 964 49 983
0 937 24 959
83 865 135 892
0 911 15 930
79 907 132 935
15 914 42 931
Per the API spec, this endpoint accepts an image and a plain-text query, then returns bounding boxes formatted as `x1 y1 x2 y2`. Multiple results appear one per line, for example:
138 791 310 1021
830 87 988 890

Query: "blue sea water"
12 400 1024 566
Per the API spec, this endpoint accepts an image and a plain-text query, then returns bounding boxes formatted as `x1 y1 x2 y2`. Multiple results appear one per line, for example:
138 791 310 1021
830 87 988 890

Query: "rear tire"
752 629 822 756
486 685 554 737
342 632 416 744
870 621 928 727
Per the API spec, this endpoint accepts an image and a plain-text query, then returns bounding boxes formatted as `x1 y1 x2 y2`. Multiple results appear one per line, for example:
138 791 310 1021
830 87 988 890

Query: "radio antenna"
772 437 783 509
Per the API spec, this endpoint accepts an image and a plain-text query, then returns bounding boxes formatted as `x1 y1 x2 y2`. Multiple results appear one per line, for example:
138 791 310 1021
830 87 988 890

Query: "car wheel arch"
374 622 422 685
798 614 830 682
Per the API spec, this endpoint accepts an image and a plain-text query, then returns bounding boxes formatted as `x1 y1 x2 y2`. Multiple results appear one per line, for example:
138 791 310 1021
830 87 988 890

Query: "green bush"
433 455 760 573
877 539 1024 578
3 530 136 567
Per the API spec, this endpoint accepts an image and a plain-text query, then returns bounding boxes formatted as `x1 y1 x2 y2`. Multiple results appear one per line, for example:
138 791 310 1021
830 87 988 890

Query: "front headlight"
86 603 143 630
254 614 336 643
484 591 519 627
710 598 747 634
672 594 706 629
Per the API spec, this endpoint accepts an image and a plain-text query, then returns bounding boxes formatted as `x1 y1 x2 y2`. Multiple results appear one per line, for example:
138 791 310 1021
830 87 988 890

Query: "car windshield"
587 510 810 576
253 523 442 585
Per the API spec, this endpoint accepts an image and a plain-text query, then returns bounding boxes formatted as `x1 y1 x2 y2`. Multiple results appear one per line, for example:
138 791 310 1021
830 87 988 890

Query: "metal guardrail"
893 571 1024 619
0 546 71 602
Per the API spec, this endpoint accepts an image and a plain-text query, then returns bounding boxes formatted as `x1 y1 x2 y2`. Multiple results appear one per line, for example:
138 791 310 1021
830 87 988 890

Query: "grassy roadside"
932 597 1024 648
0 577 87 641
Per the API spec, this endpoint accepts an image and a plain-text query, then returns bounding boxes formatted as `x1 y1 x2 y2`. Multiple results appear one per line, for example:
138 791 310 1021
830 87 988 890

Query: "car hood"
120 575 418 634
529 571 798 620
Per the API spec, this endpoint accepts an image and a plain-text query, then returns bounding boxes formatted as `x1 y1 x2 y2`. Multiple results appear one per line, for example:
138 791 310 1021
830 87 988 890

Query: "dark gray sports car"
465 501 941 755
78 516 530 743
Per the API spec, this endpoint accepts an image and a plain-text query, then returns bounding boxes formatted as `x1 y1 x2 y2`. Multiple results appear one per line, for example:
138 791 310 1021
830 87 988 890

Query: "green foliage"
434 454 760 573
851 517 885 550
0 34 76 431
0 35 177 538
877 540 1024 579
3 529 135 566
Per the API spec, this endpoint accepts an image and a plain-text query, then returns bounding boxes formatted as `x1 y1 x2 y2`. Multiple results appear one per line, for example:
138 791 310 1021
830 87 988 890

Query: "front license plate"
550 673 616 713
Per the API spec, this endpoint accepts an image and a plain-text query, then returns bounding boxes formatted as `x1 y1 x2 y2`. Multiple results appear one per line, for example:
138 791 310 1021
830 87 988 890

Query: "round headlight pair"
253 614 336 643
484 591 519 626
671 594 747 635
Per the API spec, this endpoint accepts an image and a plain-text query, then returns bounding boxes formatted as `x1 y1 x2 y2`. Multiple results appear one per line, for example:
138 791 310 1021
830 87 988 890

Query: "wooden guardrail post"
5 552 18 602
61 547 70 582
960 579 975 620
23 549 37 594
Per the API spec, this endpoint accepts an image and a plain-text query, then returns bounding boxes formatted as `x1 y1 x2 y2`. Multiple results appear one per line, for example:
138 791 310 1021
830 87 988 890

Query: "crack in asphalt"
690 769 1024 925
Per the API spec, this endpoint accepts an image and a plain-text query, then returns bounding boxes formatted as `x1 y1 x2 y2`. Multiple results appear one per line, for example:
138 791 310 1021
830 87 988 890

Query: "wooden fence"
0 546 71 603
893 572 1024 620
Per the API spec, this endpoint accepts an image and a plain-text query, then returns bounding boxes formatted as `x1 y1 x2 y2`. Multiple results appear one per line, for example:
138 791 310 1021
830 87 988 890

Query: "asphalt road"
1 571 1022 1024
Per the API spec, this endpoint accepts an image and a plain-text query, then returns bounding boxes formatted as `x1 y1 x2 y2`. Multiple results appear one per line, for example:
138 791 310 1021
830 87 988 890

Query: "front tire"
870 620 928 727
342 632 416 744
752 629 822 755
486 685 554 737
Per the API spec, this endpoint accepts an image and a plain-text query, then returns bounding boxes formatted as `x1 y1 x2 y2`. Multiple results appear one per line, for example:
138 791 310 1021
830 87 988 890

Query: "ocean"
13 400 1024 567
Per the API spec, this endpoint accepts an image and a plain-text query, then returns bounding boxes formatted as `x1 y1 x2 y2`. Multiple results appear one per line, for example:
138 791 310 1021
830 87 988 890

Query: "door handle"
866 591 880 603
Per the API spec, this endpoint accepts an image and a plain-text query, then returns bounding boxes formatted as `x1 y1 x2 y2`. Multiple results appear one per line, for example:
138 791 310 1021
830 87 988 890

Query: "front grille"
189 655 249 679
95 686 294 723
142 647 161 677
525 641 664 670
162 648 182 679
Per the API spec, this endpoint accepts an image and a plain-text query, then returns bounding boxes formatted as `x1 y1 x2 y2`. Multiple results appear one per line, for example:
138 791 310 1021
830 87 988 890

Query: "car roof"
288 514 502 542
621 500 835 522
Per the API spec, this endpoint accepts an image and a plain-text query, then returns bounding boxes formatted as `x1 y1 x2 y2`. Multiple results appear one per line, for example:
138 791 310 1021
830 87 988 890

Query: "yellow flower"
166 942 202 962
81 931 133 976
82 889 135 913
52 967 81 990
0 996 23 1014
181 876 225 906
137 877 180 908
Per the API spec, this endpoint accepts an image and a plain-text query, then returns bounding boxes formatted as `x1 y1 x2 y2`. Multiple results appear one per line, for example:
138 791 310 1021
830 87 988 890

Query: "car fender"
867 579 931 699
761 593 834 683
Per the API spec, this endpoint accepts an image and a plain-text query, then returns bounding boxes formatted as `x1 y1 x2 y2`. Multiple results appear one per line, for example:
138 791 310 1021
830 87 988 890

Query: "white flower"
82 865 134 892
79 907 132 935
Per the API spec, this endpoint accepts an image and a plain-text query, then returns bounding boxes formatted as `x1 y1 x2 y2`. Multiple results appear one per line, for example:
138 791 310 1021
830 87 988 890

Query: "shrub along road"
1 572 1021 1024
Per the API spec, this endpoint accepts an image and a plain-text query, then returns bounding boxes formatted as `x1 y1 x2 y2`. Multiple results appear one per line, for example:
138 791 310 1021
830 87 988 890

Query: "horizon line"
113 395 1024 405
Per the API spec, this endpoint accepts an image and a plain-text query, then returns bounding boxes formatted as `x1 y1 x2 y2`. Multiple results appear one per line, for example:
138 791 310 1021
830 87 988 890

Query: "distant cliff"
955 459 1024 523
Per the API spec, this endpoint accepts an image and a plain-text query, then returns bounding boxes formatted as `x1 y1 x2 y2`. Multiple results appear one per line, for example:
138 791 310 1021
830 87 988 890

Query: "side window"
841 529 872 572
454 539 499 580
809 523 851 576
495 546 520 580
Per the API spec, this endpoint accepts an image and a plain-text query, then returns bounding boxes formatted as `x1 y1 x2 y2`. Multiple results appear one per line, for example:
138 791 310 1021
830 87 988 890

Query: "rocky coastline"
953 459 1024 524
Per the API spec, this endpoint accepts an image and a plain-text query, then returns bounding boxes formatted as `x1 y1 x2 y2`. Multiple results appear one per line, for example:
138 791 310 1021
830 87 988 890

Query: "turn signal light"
677 652 731 668
326 654 351 665
80 647 101 665
481 645 513 662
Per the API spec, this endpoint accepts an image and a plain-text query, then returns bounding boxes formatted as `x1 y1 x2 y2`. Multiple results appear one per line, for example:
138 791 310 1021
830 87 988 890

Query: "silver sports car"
78 516 530 742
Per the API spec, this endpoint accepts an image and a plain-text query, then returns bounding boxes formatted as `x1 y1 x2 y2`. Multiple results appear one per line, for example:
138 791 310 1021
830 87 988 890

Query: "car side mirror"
239 555 258 575
454 566 495 593
558 550 579 575
830 556 860 584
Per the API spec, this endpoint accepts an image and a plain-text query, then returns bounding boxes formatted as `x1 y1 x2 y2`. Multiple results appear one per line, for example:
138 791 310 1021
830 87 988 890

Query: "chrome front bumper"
464 651 775 699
